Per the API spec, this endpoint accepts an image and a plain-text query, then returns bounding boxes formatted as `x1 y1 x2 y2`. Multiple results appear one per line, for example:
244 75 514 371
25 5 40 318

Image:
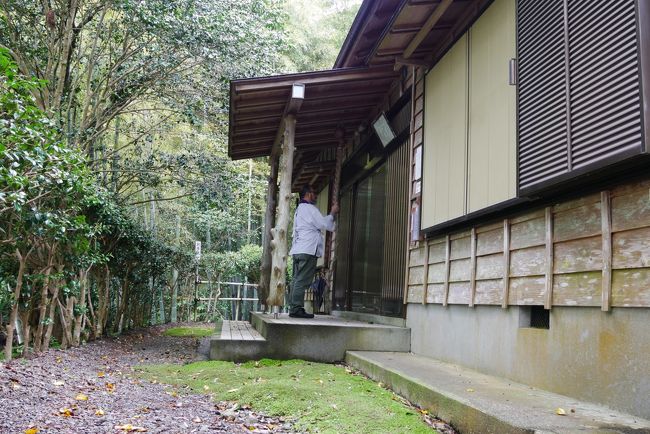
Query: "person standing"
288 185 339 318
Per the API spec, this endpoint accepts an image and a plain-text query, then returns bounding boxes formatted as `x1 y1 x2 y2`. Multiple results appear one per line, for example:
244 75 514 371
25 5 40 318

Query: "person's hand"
330 203 339 215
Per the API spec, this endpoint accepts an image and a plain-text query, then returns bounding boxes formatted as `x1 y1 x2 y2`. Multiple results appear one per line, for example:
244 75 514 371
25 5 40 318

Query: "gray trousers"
290 253 317 313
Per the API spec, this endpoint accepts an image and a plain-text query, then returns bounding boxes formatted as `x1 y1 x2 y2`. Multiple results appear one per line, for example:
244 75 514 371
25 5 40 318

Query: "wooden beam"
422 240 430 305
442 234 451 306
403 0 454 59
233 66 398 93
601 190 612 311
501 218 511 309
544 207 554 310
469 227 477 307
326 129 346 312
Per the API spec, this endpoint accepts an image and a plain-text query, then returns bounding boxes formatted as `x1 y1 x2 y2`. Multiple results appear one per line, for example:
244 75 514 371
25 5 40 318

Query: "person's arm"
308 205 336 231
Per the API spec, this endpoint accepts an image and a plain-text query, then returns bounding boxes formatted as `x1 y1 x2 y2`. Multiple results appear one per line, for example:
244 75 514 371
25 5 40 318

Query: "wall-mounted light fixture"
372 112 396 147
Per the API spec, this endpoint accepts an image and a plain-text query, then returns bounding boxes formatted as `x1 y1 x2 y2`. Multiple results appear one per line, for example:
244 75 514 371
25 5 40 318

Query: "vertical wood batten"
442 234 451 306
422 239 430 304
403 66 418 305
469 227 477 307
601 190 612 311
502 218 511 308
544 206 554 309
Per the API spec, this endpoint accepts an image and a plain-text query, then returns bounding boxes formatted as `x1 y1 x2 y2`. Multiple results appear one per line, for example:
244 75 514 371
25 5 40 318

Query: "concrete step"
346 351 650 434
209 313 410 363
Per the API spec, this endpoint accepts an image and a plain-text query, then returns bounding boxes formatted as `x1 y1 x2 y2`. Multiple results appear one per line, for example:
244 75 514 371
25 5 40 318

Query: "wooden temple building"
228 0 650 420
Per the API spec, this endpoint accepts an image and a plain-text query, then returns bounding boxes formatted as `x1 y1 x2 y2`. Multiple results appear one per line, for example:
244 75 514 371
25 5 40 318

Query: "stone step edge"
345 351 535 434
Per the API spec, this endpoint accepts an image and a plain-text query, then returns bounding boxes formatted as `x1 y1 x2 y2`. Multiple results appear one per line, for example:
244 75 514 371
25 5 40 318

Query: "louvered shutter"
517 0 644 193
517 0 568 190
568 0 642 168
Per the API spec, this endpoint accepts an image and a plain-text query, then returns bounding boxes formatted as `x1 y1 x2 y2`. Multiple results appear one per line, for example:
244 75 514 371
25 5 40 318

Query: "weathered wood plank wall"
407 179 650 308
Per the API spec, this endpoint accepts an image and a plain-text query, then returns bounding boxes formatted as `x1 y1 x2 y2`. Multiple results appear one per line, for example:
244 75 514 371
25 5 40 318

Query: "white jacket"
289 202 335 257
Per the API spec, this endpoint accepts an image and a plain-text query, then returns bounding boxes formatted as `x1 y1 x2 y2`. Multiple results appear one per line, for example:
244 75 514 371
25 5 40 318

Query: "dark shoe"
289 308 314 318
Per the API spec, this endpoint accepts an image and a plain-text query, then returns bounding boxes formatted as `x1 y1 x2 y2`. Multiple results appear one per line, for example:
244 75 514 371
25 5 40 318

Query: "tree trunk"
34 246 56 353
42 263 63 351
96 264 110 338
171 215 180 322
259 150 280 311
72 268 89 346
268 115 296 307
5 249 30 361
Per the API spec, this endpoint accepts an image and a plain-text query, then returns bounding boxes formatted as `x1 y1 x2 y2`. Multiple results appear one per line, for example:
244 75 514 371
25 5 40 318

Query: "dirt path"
0 324 295 433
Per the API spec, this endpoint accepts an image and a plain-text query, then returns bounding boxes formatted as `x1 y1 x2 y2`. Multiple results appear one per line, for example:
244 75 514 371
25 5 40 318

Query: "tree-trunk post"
5 249 29 361
171 215 181 323
268 114 296 310
326 130 345 313
259 150 280 312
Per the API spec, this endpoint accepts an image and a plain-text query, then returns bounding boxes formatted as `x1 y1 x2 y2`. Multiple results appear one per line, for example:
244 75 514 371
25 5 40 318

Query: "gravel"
0 324 297 434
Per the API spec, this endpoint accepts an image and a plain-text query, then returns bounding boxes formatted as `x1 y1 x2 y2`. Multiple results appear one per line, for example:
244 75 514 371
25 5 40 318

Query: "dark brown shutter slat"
518 0 644 193
568 0 642 170
517 0 568 190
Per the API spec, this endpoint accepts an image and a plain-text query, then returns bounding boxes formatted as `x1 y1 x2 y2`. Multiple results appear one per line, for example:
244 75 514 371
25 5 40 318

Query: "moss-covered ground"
162 325 217 338
137 358 436 433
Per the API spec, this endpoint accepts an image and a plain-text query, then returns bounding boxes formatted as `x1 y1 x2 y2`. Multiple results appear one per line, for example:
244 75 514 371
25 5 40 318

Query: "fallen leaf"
115 424 147 432
377 382 384 388
59 408 74 417
227 388 239 393
203 385 210 391
95 409 105 416
52 380 65 387
75 393 89 401
106 383 116 393
97 371 105 378
555 408 567 416
24 428 39 434
55 357 62 364
466 388 475 393
318 379 324 385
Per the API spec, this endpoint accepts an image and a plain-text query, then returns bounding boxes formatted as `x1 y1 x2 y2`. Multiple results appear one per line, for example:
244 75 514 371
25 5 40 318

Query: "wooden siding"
421 35 468 228
407 178 650 308
468 0 517 213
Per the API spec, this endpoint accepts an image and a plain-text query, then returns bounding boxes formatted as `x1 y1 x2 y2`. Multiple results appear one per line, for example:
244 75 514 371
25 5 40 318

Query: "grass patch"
137 359 435 433
163 325 216 338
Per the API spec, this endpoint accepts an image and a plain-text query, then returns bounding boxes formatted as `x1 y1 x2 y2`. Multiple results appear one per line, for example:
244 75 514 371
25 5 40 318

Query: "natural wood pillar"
259 150 280 309
268 115 296 307
325 129 345 312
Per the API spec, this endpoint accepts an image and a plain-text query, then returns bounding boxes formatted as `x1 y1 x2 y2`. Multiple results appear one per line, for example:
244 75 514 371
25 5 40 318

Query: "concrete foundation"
209 312 410 363
406 304 650 420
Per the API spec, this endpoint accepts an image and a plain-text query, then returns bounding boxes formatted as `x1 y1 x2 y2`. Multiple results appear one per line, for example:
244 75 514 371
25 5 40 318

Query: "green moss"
137 359 435 433
163 326 216 338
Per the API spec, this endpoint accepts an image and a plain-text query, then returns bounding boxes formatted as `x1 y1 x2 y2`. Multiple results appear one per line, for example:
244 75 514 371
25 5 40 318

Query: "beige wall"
468 0 517 212
422 35 468 228
421 0 516 229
